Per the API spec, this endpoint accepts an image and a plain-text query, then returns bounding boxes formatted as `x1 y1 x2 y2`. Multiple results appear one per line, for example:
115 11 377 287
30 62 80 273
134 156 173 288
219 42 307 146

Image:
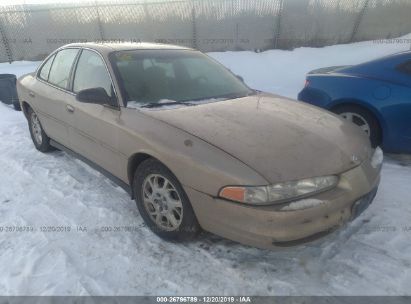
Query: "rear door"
32 48 79 147
66 48 125 178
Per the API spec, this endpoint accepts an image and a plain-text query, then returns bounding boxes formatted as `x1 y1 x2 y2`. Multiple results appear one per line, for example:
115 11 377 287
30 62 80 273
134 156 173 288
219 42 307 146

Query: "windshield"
110 49 253 107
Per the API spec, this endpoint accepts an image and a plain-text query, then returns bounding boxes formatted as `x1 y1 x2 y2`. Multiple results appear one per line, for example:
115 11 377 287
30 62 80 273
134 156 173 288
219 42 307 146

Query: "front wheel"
28 107 53 152
134 159 200 241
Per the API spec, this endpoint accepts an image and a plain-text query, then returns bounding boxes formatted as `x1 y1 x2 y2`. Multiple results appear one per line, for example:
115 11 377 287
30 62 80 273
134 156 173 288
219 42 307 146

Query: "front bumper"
185 157 381 249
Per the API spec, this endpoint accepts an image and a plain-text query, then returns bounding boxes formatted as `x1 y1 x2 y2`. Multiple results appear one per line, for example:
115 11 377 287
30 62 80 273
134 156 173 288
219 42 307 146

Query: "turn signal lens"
219 187 246 202
219 186 269 204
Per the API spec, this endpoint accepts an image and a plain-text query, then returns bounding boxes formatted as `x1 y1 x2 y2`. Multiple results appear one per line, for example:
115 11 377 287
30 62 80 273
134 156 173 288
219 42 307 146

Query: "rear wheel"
28 107 53 152
134 159 200 241
333 105 381 148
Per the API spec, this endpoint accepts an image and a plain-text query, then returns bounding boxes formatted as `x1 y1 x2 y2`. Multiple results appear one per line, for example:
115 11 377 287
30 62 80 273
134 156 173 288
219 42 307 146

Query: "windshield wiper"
229 90 257 99
140 91 257 108
140 101 194 108
186 90 257 102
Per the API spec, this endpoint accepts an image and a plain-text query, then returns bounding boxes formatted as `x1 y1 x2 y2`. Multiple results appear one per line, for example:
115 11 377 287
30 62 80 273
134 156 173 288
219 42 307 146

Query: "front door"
67 49 125 179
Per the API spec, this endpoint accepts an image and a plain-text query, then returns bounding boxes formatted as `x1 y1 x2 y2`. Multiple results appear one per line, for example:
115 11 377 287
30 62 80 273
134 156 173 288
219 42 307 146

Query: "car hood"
143 93 371 184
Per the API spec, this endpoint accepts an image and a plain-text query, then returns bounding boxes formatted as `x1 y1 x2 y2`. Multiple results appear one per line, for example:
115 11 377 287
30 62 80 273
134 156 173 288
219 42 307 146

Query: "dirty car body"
17 43 382 249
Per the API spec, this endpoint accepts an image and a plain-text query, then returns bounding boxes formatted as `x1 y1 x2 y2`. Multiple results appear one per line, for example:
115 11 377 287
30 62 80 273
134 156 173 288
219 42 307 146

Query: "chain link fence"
0 0 411 63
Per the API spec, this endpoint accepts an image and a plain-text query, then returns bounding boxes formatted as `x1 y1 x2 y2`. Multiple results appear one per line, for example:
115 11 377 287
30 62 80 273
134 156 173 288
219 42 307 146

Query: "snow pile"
0 36 411 296
371 147 384 169
281 199 327 211
0 61 40 78
209 33 411 98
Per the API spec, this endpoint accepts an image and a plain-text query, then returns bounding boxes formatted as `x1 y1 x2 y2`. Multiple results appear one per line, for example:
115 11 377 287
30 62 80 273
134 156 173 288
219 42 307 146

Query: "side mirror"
236 75 244 82
76 87 113 105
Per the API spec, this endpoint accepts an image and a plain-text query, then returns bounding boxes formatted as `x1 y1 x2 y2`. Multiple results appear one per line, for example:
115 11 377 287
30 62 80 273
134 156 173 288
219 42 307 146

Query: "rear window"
38 54 55 81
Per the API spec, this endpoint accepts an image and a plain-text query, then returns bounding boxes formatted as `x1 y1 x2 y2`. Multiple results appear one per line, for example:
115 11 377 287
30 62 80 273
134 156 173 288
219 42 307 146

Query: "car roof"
368 50 411 62
323 50 411 75
62 42 193 55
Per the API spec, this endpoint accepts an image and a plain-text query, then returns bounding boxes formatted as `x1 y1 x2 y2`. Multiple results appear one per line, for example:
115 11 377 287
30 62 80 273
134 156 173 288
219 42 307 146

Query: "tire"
134 158 200 241
27 107 53 152
13 100 21 111
333 105 382 148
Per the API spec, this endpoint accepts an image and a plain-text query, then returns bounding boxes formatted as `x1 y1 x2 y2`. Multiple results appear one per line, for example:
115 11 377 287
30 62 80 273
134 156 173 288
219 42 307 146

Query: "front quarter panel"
118 108 268 196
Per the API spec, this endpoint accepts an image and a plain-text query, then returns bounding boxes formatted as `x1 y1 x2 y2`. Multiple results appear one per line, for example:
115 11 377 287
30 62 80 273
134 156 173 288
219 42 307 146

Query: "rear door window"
48 48 79 89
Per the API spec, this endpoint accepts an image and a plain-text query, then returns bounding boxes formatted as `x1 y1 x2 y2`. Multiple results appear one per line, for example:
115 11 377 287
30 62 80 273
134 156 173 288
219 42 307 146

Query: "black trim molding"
50 139 132 196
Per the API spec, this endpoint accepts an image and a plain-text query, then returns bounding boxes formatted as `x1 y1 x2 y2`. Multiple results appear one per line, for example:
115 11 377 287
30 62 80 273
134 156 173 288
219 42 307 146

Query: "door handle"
29 91 35 98
66 104 75 113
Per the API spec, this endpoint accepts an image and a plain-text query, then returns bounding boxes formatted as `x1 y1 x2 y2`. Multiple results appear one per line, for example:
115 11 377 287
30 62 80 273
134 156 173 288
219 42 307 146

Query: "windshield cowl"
128 98 224 110
127 91 257 110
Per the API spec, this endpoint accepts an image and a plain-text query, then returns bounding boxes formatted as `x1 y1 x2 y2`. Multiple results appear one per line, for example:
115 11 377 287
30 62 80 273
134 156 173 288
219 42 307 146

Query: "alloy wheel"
31 112 43 145
142 174 183 231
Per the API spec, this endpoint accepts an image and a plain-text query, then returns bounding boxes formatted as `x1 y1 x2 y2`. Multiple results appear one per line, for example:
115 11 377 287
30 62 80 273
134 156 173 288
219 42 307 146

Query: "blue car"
298 51 411 154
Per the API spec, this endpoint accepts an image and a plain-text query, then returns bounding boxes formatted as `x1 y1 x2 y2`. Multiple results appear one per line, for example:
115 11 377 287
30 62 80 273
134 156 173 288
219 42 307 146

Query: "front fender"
119 108 269 197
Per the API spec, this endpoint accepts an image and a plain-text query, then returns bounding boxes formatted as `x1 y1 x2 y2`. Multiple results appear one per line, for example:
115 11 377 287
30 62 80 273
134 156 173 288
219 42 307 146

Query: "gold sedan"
17 43 382 249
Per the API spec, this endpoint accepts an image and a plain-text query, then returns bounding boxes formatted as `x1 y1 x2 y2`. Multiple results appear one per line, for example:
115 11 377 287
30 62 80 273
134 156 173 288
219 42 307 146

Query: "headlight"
219 175 339 205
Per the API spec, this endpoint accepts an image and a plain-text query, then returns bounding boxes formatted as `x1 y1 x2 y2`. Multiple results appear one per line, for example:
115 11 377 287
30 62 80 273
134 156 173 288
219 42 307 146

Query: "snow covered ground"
0 37 411 296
